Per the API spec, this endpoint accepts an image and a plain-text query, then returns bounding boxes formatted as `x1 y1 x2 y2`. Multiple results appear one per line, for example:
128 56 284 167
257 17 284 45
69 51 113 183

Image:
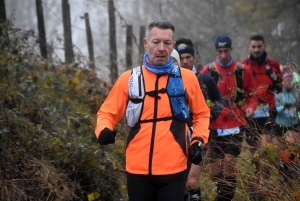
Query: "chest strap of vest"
139 116 173 124
207 62 245 107
145 88 167 99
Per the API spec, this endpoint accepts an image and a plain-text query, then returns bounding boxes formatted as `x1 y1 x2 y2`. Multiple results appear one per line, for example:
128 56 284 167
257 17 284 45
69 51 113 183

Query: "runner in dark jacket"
175 38 224 201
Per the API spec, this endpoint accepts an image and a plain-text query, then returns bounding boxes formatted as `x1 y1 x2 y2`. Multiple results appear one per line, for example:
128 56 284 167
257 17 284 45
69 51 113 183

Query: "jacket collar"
249 52 267 66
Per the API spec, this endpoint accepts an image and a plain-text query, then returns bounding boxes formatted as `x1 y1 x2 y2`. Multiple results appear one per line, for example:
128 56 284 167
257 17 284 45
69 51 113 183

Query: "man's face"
180 53 194 70
143 27 175 66
248 40 266 58
216 48 231 65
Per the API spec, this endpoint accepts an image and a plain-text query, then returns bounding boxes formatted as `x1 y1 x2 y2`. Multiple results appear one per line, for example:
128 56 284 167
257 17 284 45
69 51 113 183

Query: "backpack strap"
234 62 245 107
206 62 245 107
128 66 145 101
207 63 219 84
126 66 146 127
195 72 208 101
168 66 193 134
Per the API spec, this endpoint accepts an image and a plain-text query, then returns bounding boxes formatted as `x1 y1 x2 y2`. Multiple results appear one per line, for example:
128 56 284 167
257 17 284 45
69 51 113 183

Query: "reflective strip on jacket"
95 65 210 175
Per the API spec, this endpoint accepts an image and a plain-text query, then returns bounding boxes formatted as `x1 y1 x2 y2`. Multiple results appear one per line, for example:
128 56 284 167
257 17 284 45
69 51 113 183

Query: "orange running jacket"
95 65 210 175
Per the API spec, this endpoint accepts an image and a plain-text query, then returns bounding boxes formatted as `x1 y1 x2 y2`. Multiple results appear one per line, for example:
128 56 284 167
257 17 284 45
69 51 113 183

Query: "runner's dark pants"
127 171 186 201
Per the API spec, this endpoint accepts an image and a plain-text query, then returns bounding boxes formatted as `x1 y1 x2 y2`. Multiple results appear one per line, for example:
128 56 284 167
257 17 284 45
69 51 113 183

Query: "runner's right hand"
98 128 117 145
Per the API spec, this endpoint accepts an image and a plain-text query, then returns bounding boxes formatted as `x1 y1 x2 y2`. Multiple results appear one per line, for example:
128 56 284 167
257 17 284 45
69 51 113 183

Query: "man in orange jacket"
202 34 257 201
95 19 210 201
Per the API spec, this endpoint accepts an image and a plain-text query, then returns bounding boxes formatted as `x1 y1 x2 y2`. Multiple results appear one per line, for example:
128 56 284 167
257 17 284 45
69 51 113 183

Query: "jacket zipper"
148 74 161 175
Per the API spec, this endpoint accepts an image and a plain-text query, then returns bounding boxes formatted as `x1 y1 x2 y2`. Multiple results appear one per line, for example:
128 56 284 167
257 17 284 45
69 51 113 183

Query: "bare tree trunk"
35 0 48 59
81 13 95 69
62 0 74 64
108 0 118 84
138 26 145 64
158 0 163 19
0 0 7 37
126 25 133 70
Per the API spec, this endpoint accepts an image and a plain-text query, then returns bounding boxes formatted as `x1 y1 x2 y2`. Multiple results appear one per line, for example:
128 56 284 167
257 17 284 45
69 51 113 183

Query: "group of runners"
95 19 299 201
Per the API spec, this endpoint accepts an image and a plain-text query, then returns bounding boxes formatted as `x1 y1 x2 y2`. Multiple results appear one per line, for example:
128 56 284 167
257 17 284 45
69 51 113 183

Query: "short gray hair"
145 19 175 40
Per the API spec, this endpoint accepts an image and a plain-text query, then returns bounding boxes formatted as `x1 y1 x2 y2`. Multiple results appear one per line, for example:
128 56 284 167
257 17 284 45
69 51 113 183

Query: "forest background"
5 0 300 85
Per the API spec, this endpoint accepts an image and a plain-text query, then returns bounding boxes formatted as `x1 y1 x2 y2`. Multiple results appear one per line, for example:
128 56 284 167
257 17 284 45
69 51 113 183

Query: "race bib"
283 107 297 118
253 103 269 118
217 126 240 137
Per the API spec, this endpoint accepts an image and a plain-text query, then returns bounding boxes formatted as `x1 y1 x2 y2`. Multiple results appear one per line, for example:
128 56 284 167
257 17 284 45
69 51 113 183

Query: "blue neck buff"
216 56 233 67
143 54 174 75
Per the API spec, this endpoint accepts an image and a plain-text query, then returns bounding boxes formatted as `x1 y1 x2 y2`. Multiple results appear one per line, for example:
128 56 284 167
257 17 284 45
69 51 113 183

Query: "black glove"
188 142 202 165
270 108 278 118
97 128 117 145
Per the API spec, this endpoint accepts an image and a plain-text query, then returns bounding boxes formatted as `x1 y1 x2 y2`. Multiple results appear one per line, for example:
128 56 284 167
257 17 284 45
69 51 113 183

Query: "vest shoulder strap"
196 72 208 101
131 66 142 75
207 63 219 84
128 66 145 99
234 62 244 89
234 62 245 106
206 62 245 106
170 65 181 77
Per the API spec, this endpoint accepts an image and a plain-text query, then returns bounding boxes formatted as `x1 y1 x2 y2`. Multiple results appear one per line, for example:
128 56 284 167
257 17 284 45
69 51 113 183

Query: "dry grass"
199 138 300 201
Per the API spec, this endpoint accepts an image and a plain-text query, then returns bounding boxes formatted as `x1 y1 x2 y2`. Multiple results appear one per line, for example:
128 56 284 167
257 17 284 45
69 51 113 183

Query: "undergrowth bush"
0 22 127 201
200 122 300 201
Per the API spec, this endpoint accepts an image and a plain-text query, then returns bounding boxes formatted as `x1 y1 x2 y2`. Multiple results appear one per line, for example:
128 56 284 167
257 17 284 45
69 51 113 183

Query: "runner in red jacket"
241 34 282 190
201 35 257 201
